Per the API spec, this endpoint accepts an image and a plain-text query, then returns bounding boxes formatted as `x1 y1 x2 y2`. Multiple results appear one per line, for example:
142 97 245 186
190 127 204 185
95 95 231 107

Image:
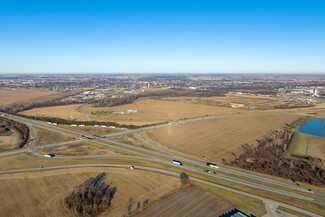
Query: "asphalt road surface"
0 164 322 217
1 111 325 208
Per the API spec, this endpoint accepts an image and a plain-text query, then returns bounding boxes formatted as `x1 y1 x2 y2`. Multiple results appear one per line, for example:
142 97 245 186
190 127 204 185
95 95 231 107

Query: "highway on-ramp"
0 111 325 212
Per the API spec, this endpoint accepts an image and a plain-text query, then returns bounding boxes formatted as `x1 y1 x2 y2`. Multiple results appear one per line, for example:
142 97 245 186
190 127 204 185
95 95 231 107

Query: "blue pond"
298 118 325 137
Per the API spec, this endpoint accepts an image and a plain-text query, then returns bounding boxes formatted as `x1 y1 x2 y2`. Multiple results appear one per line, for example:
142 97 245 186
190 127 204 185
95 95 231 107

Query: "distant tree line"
0 88 224 114
94 88 225 107
0 117 29 148
16 114 166 129
64 172 117 216
0 90 87 113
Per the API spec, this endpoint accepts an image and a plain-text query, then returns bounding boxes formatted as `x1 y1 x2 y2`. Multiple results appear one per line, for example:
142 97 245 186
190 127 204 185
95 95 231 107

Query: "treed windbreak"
64 172 117 216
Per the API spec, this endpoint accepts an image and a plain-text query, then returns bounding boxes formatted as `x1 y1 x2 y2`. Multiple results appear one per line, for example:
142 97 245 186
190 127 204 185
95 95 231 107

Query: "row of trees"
17 114 165 129
1 87 225 114
0 90 88 113
230 117 325 186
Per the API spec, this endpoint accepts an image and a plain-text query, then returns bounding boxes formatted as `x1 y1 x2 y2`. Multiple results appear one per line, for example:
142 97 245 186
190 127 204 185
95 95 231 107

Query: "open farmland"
164 94 312 110
33 127 74 147
20 104 94 121
0 88 84 109
82 98 249 123
307 136 325 160
110 133 154 150
0 167 180 217
0 129 21 150
143 113 301 162
19 98 253 126
134 185 234 217
0 89 58 106
38 141 121 156
289 132 325 161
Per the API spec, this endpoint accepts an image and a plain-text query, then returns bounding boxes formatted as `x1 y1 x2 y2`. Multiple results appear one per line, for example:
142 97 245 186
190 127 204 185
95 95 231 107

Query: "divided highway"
1 111 325 209
0 164 322 217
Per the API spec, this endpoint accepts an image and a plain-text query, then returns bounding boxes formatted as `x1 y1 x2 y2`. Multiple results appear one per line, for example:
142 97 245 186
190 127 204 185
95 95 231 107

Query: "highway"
0 111 325 210
0 164 322 217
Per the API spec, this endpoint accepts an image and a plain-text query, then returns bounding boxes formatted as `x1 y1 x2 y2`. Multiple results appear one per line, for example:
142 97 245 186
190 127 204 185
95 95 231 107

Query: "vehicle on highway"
130 165 135 169
44 154 55 158
206 162 219 169
203 169 211 173
172 160 183 166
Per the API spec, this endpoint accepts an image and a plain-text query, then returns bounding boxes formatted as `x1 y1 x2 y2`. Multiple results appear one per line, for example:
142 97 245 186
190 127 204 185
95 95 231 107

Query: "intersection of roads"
0 111 324 216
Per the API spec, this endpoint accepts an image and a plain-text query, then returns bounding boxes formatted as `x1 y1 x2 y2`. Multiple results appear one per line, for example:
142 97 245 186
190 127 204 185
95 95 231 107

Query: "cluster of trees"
0 117 29 148
0 124 12 136
230 117 325 186
64 172 117 216
180 172 190 185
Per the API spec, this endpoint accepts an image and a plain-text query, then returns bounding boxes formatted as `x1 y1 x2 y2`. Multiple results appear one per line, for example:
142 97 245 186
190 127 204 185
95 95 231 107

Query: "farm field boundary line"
1 111 324 198
0 164 322 217
1 111 325 205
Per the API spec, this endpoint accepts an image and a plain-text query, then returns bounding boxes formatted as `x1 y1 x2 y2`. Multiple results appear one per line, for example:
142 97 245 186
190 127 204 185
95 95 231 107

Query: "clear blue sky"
1 0 324 73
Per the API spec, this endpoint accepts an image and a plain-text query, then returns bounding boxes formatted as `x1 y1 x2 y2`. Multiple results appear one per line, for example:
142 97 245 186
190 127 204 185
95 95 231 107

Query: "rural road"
1 111 325 210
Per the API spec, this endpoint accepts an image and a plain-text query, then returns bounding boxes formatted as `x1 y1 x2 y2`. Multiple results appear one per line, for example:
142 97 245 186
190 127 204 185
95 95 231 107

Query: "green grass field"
288 132 309 157
288 132 325 161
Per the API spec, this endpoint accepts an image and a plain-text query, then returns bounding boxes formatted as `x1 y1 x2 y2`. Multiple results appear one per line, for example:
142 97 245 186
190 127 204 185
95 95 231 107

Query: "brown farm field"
82 98 251 123
110 133 154 150
20 104 94 121
163 93 310 110
0 88 83 107
0 89 58 106
38 141 121 156
134 185 235 217
18 95 316 127
20 98 252 126
143 113 302 162
0 129 21 149
33 127 74 147
0 167 180 217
